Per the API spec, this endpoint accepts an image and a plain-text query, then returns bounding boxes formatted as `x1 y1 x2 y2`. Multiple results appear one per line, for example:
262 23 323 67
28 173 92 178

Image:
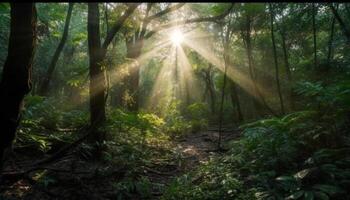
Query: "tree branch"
102 3 140 50
145 3 185 22
144 3 234 39
329 4 350 44
138 3 185 40
136 3 153 40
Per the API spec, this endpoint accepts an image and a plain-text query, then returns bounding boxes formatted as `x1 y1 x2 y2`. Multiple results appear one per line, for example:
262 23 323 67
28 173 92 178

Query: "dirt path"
146 127 240 198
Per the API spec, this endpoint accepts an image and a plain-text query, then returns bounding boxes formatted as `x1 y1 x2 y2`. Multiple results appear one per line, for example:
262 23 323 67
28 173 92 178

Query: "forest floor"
146 127 240 199
0 127 240 200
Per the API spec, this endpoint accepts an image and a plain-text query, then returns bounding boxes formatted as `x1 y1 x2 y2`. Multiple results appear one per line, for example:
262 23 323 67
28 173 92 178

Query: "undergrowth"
163 79 350 200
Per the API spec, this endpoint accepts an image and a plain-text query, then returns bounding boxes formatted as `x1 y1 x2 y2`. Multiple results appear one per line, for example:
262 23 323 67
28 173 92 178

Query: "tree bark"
38 3 74 96
87 3 106 149
280 28 293 110
269 3 285 115
86 3 138 151
0 3 37 171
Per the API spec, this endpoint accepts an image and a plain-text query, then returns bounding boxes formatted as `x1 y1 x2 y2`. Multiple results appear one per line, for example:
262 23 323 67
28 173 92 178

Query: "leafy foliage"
164 79 350 199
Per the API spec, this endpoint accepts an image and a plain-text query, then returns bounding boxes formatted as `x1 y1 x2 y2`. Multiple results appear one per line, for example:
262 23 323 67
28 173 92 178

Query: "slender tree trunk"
244 20 260 115
104 3 109 34
87 3 138 154
184 80 190 106
312 3 318 70
218 49 228 149
38 3 74 96
0 3 36 171
230 81 243 122
208 86 215 114
269 3 285 115
123 38 143 111
280 31 292 85
329 4 350 44
280 29 294 110
327 7 336 68
87 3 107 151
208 78 216 115
243 15 277 117
204 64 216 114
202 84 209 102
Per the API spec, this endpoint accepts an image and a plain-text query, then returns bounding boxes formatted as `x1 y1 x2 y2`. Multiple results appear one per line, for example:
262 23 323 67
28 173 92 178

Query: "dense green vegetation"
0 2 350 200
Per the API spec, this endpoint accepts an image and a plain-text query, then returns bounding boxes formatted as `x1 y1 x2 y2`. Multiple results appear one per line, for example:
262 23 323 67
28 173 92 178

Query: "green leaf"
312 184 343 196
304 191 314 200
0 3 10 12
286 190 304 199
314 192 329 200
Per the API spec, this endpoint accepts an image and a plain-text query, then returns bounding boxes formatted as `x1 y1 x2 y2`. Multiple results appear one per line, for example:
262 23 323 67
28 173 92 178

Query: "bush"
186 103 209 133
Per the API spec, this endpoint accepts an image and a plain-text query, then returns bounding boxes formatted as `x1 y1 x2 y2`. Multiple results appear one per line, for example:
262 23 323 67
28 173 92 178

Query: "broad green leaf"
286 190 304 199
312 184 343 196
304 191 314 200
314 192 329 200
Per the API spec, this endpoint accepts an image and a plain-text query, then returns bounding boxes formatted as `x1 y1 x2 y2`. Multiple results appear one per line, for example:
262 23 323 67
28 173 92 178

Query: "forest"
0 2 350 200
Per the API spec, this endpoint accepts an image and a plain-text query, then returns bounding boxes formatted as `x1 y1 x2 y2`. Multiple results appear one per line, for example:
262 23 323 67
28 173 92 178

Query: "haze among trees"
0 2 350 200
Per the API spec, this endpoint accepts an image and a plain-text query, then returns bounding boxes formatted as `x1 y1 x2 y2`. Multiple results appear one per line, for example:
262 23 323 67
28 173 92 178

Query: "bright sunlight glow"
170 30 184 45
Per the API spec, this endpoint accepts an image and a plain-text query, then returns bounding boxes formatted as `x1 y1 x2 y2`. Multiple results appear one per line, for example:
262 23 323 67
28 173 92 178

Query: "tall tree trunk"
230 81 243 122
116 36 144 111
101 4 139 109
312 3 318 70
217 47 228 149
121 38 144 111
269 3 285 115
104 3 109 34
280 29 293 110
327 6 336 68
243 15 276 117
38 3 74 96
87 3 107 150
207 64 216 114
329 4 350 44
185 79 191 106
0 3 36 170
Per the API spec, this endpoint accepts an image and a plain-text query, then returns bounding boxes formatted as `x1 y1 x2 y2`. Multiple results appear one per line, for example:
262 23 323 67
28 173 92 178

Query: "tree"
202 64 216 114
269 3 285 115
87 3 106 148
87 3 139 153
239 5 276 117
327 4 337 69
329 4 350 44
279 16 293 110
0 3 37 170
38 3 74 96
222 11 243 122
